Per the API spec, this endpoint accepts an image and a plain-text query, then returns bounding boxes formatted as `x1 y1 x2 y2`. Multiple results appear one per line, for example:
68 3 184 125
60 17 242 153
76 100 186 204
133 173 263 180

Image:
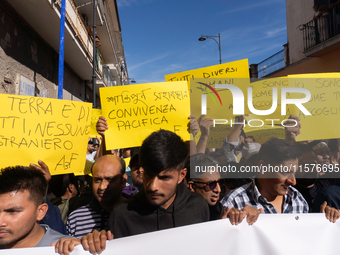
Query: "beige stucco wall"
286 0 315 64
269 47 340 77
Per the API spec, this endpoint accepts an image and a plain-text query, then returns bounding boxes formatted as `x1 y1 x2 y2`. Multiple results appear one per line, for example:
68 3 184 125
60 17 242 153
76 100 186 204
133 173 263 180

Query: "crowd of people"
1 114 340 254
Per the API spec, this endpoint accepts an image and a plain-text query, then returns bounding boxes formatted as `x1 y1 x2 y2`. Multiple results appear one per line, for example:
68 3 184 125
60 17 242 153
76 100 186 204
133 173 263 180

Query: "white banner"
2 214 340 255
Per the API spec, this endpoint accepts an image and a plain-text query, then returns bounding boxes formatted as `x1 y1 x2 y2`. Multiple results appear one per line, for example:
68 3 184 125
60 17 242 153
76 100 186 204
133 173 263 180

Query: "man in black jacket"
106 129 209 238
55 129 209 255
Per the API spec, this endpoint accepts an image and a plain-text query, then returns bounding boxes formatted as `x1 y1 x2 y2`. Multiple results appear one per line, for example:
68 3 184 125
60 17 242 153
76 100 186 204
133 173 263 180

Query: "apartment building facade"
254 0 340 78
0 0 128 107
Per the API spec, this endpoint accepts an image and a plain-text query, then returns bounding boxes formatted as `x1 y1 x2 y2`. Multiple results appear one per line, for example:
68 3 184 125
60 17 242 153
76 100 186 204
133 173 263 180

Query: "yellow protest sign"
287 73 340 141
246 77 290 121
124 157 130 168
0 94 92 175
194 125 234 148
73 160 93 176
100 82 191 150
89 109 102 138
190 78 250 148
190 78 250 118
243 125 285 145
194 123 285 148
164 59 250 81
190 77 304 148
164 59 250 149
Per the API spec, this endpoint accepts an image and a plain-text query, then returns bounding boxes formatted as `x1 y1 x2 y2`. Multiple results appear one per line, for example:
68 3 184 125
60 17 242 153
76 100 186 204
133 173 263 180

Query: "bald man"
66 155 127 238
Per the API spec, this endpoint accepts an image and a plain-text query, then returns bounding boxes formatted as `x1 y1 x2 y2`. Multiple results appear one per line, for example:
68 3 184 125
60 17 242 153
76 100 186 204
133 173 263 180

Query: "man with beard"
55 130 209 255
66 155 127 238
0 166 71 249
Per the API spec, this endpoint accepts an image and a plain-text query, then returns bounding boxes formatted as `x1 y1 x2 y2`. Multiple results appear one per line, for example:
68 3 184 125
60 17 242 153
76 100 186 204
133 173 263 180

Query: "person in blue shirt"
0 166 71 249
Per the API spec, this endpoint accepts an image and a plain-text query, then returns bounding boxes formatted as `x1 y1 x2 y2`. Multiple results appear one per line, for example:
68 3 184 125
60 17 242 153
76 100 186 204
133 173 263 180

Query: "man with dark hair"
328 138 340 165
55 130 209 255
86 141 95 162
257 138 301 166
129 153 143 190
309 140 331 167
222 138 306 214
221 138 340 222
130 146 140 158
245 136 255 143
50 174 79 224
293 143 334 211
93 142 99 152
0 166 70 249
122 146 140 186
186 153 261 225
120 147 132 158
121 153 140 198
105 129 208 238
65 155 127 238
187 153 223 220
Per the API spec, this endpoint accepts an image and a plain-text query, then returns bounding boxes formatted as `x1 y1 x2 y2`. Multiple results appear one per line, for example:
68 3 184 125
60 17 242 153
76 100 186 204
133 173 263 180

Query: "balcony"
302 6 340 54
64 0 103 76
5 0 125 87
73 0 126 86
257 49 285 78
5 0 101 80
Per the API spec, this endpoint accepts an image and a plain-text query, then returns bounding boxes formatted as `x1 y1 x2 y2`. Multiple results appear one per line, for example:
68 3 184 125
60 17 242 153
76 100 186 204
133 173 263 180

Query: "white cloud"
117 0 154 8
128 53 170 71
116 0 131 7
224 43 283 63
219 0 284 14
265 27 287 38
122 1 287 83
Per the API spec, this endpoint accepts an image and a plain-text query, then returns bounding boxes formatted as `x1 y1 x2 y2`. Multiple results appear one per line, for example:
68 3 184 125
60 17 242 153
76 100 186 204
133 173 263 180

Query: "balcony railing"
102 65 115 87
303 6 340 51
95 47 103 74
56 0 104 76
257 49 285 78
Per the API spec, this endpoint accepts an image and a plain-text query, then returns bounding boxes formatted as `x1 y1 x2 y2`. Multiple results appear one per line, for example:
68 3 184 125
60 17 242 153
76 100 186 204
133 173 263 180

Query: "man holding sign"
54 130 209 255
66 155 127 238
0 166 71 249
221 138 340 223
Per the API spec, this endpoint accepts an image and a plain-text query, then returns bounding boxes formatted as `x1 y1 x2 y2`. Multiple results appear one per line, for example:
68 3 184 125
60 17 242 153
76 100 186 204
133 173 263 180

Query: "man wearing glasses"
187 153 263 224
187 153 224 220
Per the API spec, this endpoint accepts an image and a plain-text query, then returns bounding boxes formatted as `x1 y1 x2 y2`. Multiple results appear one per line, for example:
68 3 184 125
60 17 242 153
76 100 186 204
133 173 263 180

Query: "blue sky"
116 0 287 83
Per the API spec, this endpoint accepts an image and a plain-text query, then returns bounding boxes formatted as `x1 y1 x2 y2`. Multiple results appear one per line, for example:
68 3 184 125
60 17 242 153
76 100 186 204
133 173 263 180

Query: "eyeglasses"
193 180 224 192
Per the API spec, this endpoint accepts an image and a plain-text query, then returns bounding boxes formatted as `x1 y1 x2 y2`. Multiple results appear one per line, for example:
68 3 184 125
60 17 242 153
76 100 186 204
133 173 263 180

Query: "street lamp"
198 33 222 64
127 78 136 84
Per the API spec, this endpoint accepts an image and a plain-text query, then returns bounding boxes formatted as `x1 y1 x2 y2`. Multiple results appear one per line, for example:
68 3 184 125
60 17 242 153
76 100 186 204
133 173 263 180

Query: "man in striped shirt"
66 155 127 238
